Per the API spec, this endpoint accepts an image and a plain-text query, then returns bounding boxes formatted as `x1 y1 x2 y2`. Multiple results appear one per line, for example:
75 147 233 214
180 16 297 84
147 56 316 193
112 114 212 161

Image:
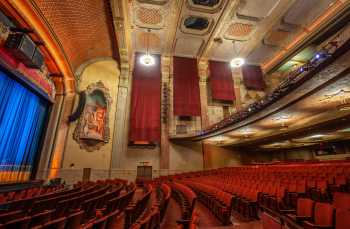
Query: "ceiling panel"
210 40 246 61
236 0 281 19
283 0 335 26
246 43 279 64
174 37 204 57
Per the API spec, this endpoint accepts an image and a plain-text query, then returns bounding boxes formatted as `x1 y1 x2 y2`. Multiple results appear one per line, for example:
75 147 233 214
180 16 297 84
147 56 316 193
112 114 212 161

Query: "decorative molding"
73 81 112 152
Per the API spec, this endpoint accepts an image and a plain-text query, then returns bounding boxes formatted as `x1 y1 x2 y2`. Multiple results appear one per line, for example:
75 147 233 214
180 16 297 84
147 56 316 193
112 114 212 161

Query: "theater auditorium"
0 0 349 228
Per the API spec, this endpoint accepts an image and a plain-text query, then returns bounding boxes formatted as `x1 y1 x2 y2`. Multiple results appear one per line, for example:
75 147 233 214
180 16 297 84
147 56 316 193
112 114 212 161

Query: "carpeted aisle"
161 198 182 229
195 201 222 228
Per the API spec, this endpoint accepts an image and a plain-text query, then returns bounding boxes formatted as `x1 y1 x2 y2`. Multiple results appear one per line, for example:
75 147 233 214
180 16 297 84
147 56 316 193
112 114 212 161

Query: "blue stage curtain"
0 70 49 182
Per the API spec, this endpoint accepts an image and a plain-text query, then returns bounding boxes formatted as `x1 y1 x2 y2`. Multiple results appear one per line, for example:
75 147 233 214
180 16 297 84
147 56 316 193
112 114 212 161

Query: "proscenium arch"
1 0 76 94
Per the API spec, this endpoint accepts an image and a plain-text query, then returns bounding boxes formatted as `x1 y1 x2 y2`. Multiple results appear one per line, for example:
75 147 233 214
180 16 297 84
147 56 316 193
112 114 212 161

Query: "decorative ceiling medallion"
137 0 169 5
186 0 225 14
180 16 213 35
224 22 255 41
136 7 162 25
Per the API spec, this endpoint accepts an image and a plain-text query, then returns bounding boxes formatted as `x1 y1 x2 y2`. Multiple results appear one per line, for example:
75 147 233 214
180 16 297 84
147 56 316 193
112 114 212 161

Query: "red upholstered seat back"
336 210 350 229
333 192 350 210
261 212 282 229
314 202 334 226
297 198 314 217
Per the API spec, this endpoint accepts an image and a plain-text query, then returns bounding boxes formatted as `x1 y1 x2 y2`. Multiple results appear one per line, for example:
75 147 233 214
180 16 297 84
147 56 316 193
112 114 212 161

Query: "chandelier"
139 30 155 66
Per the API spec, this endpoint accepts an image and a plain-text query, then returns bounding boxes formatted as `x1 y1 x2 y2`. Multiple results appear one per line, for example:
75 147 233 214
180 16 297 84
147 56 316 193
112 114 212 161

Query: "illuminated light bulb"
230 57 245 68
140 54 155 66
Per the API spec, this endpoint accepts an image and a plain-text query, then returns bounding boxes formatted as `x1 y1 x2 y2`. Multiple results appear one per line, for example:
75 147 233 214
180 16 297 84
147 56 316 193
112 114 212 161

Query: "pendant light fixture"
230 41 245 68
139 29 155 66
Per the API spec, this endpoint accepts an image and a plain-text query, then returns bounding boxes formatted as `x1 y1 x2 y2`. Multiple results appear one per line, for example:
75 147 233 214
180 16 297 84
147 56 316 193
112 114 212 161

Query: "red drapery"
242 64 266 90
209 60 235 101
173 56 201 116
129 53 161 142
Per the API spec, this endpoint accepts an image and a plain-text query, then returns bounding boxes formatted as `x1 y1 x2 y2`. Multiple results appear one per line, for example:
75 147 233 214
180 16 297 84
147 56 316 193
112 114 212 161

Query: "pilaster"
198 59 209 129
160 56 171 169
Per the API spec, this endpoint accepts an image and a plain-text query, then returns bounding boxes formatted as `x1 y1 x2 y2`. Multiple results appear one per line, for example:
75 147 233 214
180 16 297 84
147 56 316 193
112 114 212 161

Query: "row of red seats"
0 178 131 228
153 161 350 222
129 183 163 229
158 183 171 222
125 184 153 229
169 182 197 229
181 180 233 225
130 206 160 229
262 193 350 229
0 184 64 203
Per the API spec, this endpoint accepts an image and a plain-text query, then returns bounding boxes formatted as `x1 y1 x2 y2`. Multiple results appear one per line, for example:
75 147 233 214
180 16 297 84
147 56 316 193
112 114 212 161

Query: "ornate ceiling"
31 0 118 71
127 0 348 72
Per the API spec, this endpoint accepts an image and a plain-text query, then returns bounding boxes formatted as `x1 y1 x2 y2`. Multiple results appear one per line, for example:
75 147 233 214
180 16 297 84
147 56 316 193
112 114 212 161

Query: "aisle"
195 201 222 228
161 198 182 229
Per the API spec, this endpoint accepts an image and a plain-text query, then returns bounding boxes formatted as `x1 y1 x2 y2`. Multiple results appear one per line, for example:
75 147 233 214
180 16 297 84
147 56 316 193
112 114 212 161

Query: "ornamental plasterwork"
73 81 112 152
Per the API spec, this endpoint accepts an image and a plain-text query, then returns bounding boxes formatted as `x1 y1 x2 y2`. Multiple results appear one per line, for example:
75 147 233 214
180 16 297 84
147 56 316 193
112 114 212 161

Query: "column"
111 60 131 169
198 59 209 129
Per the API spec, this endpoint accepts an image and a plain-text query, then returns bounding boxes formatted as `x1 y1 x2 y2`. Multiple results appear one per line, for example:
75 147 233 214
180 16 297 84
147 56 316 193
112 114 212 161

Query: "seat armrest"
176 219 191 226
303 221 334 229
292 216 312 223
280 209 296 214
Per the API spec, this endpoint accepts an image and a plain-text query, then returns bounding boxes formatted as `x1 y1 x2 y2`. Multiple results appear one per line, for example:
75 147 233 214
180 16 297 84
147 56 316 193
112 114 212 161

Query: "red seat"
303 202 334 228
286 198 314 223
333 192 350 210
3 216 31 229
336 209 350 229
65 210 84 229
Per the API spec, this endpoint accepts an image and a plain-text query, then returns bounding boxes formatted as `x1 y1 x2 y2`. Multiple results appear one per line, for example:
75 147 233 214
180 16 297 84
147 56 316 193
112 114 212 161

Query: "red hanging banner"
129 53 161 142
242 64 266 90
209 60 235 101
173 56 201 116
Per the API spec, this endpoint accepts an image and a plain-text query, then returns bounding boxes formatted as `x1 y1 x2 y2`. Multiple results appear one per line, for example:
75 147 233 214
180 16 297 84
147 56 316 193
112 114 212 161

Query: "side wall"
59 60 120 183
